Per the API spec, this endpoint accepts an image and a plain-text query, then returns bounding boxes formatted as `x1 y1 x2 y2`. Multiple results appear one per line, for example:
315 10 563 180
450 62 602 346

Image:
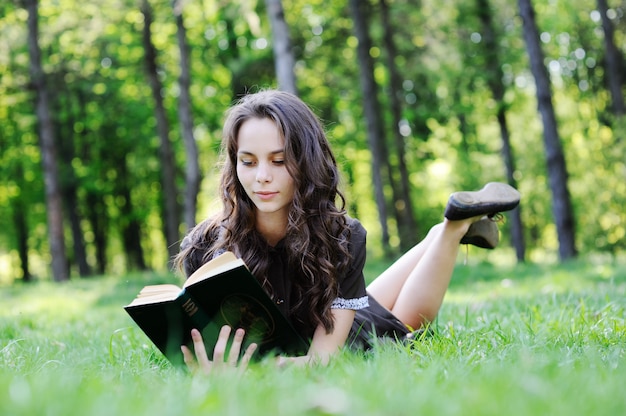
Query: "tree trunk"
64 185 92 276
264 0 297 95
380 0 419 250
4 102 32 282
56 84 91 277
25 0 69 281
476 0 526 262
596 0 625 116
85 190 107 275
518 0 577 260
349 0 391 254
173 0 201 231
120 180 148 271
12 164 31 282
141 0 181 263
496 111 526 261
14 204 31 282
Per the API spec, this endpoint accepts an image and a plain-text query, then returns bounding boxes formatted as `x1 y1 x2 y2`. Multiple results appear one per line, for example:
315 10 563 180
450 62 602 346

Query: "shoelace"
488 212 505 223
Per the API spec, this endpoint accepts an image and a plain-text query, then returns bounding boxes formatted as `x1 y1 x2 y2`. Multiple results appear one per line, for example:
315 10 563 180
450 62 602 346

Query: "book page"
183 251 246 288
126 284 181 306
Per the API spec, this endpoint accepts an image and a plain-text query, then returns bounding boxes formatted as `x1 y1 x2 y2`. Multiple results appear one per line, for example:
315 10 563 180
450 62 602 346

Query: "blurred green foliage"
0 0 624 281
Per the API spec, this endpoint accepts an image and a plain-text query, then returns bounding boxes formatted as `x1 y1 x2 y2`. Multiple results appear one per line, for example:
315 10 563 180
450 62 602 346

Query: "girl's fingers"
212 325 231 368
238 342 258 374
181 345 197 372
228 328 245 366
184 326 255 375
190 328 212 374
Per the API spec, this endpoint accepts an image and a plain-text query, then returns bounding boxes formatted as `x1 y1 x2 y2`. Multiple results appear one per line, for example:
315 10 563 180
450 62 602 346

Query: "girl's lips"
255 191 278 200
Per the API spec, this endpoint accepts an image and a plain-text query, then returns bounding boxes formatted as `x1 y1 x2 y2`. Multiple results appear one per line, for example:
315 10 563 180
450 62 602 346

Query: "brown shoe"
460 218 499 249
444 182 520 220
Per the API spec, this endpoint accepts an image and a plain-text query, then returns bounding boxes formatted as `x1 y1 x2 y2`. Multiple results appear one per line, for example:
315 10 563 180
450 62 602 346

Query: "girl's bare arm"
277 308 355 367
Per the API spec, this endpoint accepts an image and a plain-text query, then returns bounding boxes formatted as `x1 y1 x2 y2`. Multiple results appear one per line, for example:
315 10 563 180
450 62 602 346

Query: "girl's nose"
256 163 272 183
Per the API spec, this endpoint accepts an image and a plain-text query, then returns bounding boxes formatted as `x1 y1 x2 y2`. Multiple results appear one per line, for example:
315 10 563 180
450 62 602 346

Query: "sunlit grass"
1 255 625 415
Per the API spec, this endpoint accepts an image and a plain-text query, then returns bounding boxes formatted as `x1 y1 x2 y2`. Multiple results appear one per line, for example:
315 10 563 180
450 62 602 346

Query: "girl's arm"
277 308 355 367
182 308 356 372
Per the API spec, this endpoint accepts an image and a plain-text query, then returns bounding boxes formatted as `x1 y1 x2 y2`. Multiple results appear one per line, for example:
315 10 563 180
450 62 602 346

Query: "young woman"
175 90 520 374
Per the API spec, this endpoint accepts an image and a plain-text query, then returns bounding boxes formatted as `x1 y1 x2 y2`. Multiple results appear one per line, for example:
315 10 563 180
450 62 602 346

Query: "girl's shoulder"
344 215 367 243
345 215 366 233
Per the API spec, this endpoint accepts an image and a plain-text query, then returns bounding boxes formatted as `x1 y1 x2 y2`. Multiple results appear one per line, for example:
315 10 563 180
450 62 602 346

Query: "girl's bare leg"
366 218 475 330
366 224 443 309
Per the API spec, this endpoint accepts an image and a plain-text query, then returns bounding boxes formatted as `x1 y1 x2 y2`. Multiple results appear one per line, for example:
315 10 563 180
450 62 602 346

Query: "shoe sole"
445 182 520 220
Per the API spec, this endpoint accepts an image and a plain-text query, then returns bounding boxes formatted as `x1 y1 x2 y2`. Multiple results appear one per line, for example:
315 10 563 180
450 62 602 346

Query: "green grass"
1 255 625 415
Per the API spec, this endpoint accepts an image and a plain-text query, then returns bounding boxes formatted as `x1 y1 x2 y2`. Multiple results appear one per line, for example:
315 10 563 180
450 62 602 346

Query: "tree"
172 0 201 231
53 74 92 277
379 0 419 250
518 0 577 260
5 0 626 283
349 0 391 254
476 0 526 262
596 0 625 117
265 0 297 94
117 161 148 271
11 185 31 281
25 0 69 281
1 35 37 281
141 0 181 263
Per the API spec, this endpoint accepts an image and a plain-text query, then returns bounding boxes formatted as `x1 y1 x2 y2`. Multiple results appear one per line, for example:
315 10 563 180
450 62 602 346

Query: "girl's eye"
240 159 255 166
272 160 285 165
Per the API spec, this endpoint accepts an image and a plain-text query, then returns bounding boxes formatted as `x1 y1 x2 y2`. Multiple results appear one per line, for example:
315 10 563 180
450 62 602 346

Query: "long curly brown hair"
175 90 352 334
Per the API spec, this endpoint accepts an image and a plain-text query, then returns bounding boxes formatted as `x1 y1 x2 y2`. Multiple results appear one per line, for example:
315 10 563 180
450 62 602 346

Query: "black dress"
180 217 410 350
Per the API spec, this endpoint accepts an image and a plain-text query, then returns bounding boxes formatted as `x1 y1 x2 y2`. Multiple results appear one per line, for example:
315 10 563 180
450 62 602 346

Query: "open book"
124 252 309 366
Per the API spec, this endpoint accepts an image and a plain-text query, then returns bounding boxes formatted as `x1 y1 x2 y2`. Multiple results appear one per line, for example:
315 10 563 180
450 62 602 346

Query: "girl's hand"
181 325 257 375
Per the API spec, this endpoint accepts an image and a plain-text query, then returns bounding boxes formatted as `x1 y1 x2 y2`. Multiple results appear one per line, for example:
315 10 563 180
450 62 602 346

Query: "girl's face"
236 117 296 223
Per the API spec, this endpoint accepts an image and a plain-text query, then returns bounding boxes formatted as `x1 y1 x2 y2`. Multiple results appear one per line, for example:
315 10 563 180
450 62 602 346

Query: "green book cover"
124 252 309 366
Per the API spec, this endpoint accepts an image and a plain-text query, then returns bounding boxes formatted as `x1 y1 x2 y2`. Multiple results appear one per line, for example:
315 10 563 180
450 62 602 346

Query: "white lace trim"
331 295 369 310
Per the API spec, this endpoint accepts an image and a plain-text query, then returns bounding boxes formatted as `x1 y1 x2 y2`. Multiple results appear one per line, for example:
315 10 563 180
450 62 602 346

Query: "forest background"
0 0 624 284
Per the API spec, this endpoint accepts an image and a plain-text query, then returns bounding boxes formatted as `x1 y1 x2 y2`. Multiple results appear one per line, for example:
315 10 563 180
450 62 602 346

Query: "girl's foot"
444 182 520 220
460 217 499 249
